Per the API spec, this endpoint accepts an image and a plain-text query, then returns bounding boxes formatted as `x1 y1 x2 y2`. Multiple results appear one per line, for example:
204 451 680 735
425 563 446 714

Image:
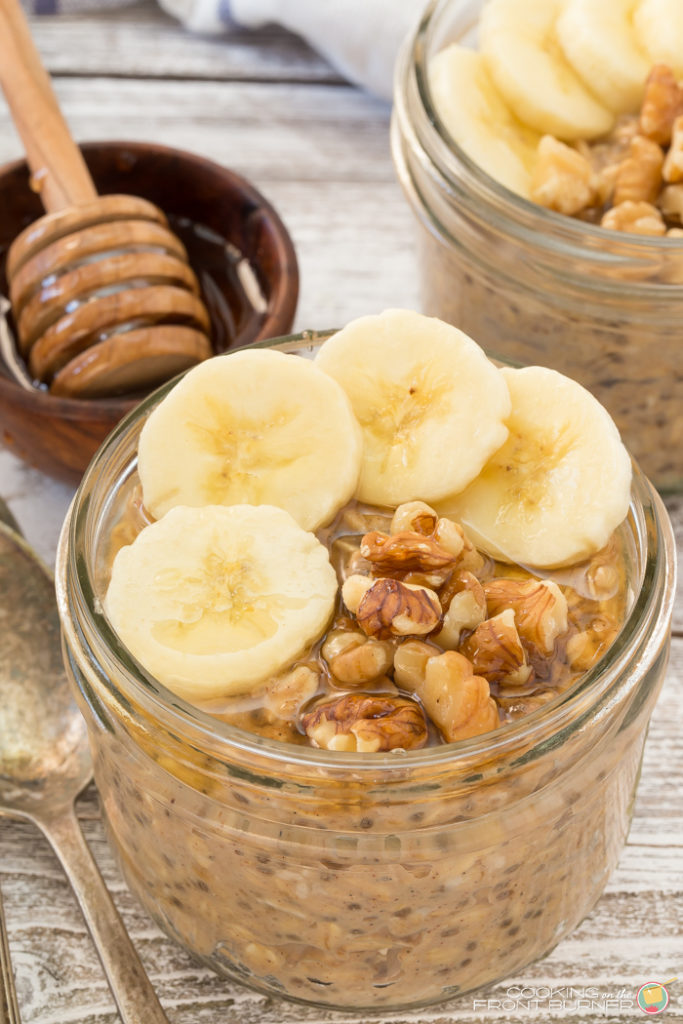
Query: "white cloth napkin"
160 0 425 99
23 0 425 100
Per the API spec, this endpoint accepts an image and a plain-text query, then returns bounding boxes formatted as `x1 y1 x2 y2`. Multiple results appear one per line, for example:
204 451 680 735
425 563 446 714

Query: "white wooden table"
0 5 681 1022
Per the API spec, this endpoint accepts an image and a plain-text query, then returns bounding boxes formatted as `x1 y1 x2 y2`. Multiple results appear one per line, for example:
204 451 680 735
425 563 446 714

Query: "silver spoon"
0 520 170 1024
0 500 24 1024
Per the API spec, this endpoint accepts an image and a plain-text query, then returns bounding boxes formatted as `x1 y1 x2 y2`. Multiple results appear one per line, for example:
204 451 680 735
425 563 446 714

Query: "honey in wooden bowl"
0 140 299 483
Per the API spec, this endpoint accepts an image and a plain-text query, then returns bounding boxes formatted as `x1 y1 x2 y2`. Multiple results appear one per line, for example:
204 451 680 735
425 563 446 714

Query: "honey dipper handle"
0 0 97 212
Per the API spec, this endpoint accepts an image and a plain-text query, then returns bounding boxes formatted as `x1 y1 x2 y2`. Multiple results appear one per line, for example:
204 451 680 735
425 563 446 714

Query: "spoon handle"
0 884 21 1024
40 805 169 1024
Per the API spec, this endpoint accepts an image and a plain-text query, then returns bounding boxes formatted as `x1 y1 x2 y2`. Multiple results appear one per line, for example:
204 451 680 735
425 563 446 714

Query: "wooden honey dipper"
0 0 212 399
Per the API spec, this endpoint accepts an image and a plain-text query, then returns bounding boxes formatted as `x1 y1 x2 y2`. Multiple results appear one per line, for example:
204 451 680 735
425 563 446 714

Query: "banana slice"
479 0 614 140
314 309 511 507
137 348 362 530
634 0 683 78
556 0 651 114
439 366 632 568
429 45 541 198
104 504 337 701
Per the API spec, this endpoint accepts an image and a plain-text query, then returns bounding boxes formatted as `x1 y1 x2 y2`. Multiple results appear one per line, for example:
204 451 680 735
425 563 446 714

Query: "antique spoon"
0 499 24 1024
0 520 170 1023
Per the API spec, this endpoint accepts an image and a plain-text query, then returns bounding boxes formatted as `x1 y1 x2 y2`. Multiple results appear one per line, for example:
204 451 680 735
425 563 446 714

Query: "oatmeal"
55 323 676 1010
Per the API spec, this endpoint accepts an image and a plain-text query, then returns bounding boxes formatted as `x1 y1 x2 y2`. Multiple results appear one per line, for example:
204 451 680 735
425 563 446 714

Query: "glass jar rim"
57 331 676 775
401 0 683 264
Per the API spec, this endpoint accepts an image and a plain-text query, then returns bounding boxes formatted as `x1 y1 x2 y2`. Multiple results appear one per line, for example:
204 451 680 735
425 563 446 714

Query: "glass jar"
55 334 676 1012
391 0 683 492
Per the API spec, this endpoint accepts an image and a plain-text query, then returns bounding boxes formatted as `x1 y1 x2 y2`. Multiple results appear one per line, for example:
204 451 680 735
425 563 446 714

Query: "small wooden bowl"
0 140 299 483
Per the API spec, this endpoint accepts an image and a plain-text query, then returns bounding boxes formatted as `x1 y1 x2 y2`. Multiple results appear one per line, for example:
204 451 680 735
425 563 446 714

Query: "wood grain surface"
0 4 681 1022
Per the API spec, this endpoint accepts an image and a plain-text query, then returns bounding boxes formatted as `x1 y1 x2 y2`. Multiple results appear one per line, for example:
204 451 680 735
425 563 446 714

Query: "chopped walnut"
341 574 374 615
302 693 428 752
390 500 438 536
483 578 568 656
393 639 436 691
398 649 499 743
613 135 664 206
658 183 683 223
360 530 457 575
497 689 557 720
565 615 618 672
461 609 532 688
532 64 683 232
600 200 666 235
355 578 442 640
321 627 394 686
583 542 622 602
664 114 683 182
434 571 487 650
263 665 320 721
639 65 683 146
433 517 467 559
531 135 600 216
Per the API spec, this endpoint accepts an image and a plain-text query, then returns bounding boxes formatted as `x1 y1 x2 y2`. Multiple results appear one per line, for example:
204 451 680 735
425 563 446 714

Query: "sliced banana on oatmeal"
314 309 511 507
104 504 338 701
439 366 632 568
634 0 683 79
137 348 362 530
429 45 541 198
556 0 651 115
479 0 614 140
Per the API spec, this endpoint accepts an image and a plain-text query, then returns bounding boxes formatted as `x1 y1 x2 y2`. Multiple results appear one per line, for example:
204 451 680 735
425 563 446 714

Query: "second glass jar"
392 0 683 492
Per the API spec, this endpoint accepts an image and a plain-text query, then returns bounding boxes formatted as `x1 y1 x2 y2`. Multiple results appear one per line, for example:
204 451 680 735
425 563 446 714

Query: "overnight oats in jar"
392 0 683 491
55 310 676 1011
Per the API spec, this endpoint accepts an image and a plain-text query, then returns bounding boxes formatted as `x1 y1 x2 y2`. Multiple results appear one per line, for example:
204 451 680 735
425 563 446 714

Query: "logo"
637 979 675 1015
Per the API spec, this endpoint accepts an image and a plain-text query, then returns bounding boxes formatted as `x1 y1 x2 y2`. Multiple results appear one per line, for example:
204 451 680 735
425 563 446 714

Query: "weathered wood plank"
0 77 393 186
29 2 340 84
665 495 683 634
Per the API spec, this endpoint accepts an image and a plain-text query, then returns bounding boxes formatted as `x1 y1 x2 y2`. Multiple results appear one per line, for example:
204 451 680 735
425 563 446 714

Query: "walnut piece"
355 577 442 639
434 571 487 650
390 500 438 536
321 627 394 685
600 200 666 235
583 541 622 601
483 578 568 655
393 639 436 690
301 693 428 752
396 647 499 743
663 114 683 183
360 530 458 574
263 665 320 721
341 574 374 615
658 183 683 223
531 135 600 215
460 609 532 688
433 516 467 558
613 135 664 206
565 616 618 673
640 65 683 146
